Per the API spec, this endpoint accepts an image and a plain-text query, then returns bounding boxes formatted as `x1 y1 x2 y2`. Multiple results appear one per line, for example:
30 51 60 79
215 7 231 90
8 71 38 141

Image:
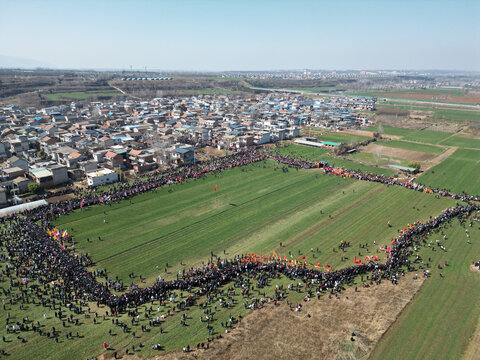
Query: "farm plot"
0 160 462 359
369 215 480 360
377 140 444 154
439 135 480 149
418 149 480 195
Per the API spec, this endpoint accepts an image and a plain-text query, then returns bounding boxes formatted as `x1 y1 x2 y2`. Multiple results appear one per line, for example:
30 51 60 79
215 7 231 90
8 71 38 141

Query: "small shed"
388 164 419 174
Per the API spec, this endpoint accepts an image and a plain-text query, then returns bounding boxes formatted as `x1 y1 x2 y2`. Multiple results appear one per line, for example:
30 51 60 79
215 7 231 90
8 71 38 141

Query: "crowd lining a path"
1 147 479 356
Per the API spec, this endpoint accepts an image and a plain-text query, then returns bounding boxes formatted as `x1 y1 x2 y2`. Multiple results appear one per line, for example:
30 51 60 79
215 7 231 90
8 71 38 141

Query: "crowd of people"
1 149 478 320
268 149 479 202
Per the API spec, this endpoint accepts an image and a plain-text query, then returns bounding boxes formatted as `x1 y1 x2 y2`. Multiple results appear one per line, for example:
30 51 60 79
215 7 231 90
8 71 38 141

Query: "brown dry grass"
362 143 435 162
195 146 226 162
45 193 76 203
155 277 424 360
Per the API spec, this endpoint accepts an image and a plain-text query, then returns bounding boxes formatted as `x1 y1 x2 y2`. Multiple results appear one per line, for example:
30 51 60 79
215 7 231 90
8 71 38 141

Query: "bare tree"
378 123 384 136
375 145 383 166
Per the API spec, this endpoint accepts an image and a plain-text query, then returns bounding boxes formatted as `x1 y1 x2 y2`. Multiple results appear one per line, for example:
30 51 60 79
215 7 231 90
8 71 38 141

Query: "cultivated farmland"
0 160 459 359
369 216 480 360
418 149 480 195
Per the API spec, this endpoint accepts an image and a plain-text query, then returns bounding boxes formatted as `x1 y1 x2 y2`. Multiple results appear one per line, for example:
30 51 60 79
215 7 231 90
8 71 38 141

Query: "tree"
408 162 421 170
378 123 384 136
28 182 44 195
114 168 125 182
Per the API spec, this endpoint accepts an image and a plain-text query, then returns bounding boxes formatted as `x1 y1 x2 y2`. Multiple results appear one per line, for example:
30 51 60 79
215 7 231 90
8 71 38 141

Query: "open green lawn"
439 135 480 149
369 215 480 360
418 149 480 195
317 132 372 144
276 144 397 175
0 160 457 359
377 140 444 154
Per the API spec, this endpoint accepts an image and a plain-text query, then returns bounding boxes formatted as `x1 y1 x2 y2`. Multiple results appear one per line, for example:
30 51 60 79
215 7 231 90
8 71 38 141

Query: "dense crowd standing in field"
269 149 480 202
0 147 479 356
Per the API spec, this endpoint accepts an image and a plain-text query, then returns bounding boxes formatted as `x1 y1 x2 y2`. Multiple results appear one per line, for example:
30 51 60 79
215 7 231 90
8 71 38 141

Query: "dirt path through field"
421 146 457 172
109 82 142 100
155 277 425 360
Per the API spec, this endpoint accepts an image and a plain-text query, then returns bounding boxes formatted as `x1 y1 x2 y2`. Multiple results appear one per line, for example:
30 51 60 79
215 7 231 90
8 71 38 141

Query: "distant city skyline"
1 0 479 71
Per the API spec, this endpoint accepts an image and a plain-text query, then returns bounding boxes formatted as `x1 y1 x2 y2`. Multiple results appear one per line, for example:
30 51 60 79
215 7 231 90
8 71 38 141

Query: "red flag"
214 185 217 192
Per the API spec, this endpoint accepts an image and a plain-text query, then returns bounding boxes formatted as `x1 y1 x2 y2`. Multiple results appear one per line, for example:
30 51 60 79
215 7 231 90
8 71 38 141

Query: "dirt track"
421 146 457 172
156 277 424 360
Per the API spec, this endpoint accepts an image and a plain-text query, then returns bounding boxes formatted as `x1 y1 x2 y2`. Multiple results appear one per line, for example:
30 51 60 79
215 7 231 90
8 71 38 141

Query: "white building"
86 168 118 187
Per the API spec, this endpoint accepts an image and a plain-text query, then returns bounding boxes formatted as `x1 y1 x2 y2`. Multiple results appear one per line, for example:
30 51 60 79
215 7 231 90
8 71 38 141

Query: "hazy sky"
1 0 479 71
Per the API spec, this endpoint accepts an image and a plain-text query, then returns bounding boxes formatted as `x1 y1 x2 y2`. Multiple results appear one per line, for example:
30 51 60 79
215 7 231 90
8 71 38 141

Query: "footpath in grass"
418 149 480 195
368 216 480 360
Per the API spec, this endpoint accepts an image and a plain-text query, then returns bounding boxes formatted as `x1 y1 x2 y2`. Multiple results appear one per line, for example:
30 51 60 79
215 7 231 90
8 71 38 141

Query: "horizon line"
1 66 479 74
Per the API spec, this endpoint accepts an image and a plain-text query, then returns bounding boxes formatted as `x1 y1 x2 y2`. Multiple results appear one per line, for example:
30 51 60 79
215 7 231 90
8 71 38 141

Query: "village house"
104 151 124 169
6 156 29 171
86 168 119 187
